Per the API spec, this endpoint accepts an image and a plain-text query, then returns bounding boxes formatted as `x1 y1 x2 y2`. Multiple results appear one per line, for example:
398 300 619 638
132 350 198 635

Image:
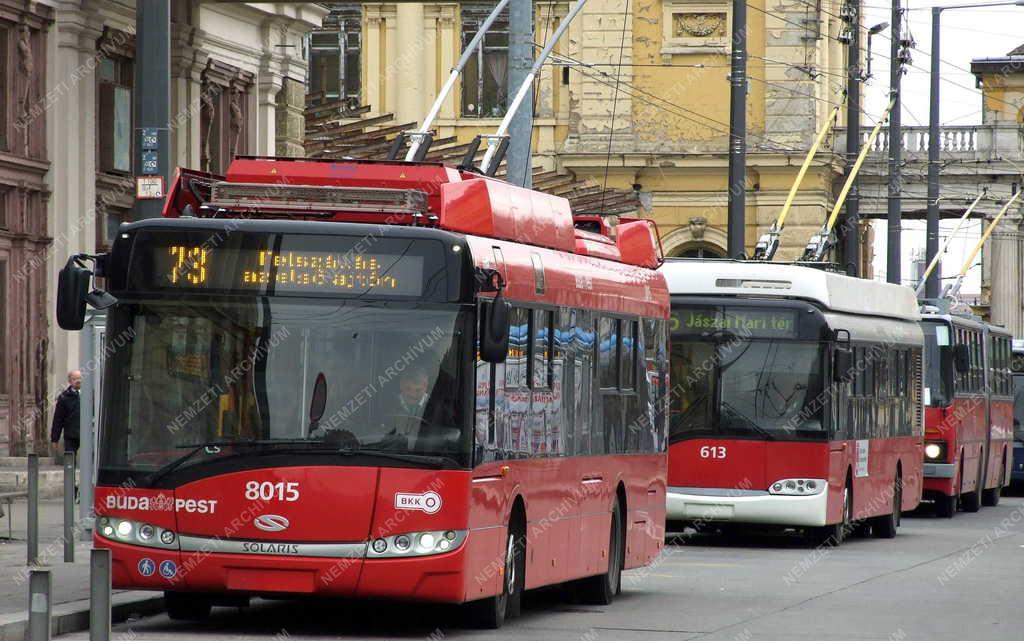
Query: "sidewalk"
0 496 163 639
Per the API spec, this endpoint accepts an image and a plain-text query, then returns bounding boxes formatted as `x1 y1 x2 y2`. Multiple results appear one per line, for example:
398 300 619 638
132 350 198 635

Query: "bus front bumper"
666 485 828 527
924 463 956 478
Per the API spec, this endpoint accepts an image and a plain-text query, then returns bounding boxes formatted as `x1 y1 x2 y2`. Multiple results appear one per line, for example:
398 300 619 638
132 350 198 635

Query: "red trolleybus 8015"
660 260 924 544
919 306 1014 515
56 158 670 628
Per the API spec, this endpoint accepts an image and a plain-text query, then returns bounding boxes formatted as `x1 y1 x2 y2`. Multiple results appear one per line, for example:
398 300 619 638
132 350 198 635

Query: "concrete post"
28 452 39 565
28 569 51 641
90 549 112 641
63 450 75 562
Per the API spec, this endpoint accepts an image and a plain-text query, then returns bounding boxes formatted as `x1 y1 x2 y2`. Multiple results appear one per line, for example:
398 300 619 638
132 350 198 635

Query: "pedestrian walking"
50 370 82 453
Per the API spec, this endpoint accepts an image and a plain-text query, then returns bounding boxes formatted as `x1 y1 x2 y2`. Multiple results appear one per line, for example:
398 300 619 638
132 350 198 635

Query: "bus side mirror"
953 344 971 373
833 347 854 382
481 298 511 363
56 257 92 330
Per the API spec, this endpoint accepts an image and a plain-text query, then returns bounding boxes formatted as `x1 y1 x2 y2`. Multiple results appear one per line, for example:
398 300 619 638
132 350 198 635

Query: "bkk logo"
394 491 442 514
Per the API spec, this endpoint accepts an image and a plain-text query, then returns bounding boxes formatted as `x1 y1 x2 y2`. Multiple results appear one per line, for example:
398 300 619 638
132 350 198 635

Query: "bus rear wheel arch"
982 449 1006 507
576 486 626 604
871 467 902 538
961 454 983 513
467 499 526 629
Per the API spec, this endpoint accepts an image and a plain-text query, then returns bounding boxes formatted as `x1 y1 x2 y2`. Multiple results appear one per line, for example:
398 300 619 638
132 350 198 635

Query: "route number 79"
699 446 726 459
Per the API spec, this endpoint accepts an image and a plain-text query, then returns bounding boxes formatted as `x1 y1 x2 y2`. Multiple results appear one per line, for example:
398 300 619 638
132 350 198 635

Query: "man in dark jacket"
51 370 82 452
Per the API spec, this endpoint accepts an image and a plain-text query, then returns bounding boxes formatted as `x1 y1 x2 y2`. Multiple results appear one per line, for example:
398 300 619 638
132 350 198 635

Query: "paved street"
55 494 1024 641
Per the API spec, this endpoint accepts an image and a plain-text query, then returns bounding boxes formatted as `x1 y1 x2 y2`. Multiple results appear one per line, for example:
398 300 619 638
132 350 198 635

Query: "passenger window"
506 307 530 389
621 320 636 391
599 317 619 389
532 309 553 389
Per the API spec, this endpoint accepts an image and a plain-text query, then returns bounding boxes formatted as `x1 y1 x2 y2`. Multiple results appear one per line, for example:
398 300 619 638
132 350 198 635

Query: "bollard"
64 451 75 563
90 548 112 641
27 453 39 565
28 569 51 641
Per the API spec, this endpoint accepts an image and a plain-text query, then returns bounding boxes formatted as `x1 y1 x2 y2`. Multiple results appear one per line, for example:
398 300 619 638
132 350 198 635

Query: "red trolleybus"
920 307 1013 515
660 260 924 544
57 158 670 628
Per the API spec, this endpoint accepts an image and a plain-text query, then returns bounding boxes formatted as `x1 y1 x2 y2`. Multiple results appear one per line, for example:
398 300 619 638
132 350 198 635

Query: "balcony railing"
834 125 993 158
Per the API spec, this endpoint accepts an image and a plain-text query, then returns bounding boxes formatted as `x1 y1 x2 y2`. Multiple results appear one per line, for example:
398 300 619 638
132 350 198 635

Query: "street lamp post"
924 0 1024 299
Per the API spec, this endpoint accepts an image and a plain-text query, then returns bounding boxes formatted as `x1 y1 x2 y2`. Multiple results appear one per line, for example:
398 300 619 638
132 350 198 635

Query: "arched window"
673 243 726 259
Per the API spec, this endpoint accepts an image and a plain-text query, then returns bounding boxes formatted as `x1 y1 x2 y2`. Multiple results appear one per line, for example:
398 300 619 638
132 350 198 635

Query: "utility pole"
841 0 861 276
727 0 747 258
886 1 903 284
133 0 171 220
507 0 533 188
925 7 942 298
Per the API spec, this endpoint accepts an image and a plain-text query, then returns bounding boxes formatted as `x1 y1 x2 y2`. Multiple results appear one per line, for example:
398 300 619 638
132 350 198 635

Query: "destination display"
128 230 435 297
671 307 799 339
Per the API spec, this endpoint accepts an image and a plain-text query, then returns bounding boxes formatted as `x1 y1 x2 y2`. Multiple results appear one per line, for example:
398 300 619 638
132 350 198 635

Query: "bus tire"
935 494 957 518
815 478 851 547
871 474 901 539
982 452 1005 507
961 456 983 513
577 495 624 605
467 517 524 629
164 592 212 621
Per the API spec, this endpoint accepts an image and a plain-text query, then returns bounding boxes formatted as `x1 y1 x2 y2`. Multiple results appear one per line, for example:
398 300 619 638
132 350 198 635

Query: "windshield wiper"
720 402 775 440
337 448 456 469
147 440 244 485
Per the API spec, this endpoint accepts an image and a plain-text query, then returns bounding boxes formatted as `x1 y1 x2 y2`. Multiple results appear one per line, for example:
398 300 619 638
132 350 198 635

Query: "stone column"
989 212 1023 336
437 3 457 133
364 5 383 113
383 6 398 116
170 20 205 170
276 78 305 157
392 3 423 124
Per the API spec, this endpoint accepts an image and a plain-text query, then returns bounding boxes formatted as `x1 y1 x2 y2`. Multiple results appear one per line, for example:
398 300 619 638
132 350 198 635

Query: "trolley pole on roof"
507 0 534 188
726 0 747 259
943 191 1022 301
886 3 904 284
841 0 861 276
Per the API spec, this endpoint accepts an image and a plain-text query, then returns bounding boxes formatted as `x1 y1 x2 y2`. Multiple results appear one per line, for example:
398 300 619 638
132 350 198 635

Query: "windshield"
100 298 471 481
922 321 953 407
670 337 826 441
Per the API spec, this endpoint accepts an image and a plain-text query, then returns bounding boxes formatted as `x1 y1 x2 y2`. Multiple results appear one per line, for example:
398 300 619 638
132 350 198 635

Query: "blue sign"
138 558 155 577
141 151 159 175
140 128 159 150
159 560 177 579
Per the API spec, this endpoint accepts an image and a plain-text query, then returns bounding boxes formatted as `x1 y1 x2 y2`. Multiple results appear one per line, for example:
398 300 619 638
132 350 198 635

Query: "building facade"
312 1 856 260
0 0 324 456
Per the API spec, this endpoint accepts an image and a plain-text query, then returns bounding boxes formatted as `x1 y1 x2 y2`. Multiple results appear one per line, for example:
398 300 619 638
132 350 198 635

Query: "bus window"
922 322 952 406
599 317 619 389
621 320 636 391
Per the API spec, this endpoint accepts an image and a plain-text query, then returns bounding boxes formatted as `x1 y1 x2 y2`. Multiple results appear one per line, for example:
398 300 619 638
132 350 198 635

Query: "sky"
861 2 1024 292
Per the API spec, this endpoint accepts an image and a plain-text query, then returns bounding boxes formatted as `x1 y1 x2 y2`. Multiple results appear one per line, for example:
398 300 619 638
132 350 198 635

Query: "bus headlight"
924 441 946 461
768 479 826 496
96 517 179 550
366 529 468 558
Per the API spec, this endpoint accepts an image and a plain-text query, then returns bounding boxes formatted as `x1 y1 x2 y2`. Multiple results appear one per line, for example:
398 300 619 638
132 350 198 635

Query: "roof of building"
659 259 921 321
1008 43 1024 56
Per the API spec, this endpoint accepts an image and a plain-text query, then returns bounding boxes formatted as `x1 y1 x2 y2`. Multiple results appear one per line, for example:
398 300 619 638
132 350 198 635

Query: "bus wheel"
872 474 901 539
935 494 957 518
816 483 851 547
982 453 1005 506
468 520 524 629
578 496 624 605
164 592 212 621
961 457 983 513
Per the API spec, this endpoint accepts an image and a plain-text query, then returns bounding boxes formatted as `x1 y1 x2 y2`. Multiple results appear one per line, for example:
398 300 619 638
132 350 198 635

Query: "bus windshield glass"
669 305 826 441
1014 374 1024 441
922 320 953 407
99 298 470 480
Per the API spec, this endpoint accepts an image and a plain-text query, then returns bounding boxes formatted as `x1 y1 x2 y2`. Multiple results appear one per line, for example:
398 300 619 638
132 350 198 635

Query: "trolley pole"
842 0 862 277
886 2 903 284
507 0 533 188
727 0 747 258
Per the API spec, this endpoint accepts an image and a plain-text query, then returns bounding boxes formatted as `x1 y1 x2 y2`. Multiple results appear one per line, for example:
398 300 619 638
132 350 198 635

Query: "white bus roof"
660 259 921 322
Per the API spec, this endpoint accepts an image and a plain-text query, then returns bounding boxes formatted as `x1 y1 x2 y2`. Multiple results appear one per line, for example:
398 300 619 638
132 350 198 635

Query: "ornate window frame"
661 1 731 62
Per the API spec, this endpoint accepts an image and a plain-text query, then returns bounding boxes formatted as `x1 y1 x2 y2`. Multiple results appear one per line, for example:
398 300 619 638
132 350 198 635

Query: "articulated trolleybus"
919 306 1014 514
660 260 924 543
1013 340 1024 484
56 158 670 628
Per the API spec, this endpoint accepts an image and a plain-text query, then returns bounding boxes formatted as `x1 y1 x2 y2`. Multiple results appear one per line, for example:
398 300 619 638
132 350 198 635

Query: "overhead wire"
600 0 631 207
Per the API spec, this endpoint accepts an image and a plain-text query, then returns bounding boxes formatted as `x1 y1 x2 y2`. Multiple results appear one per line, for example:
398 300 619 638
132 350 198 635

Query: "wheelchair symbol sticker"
138 558 155 577
159 560 177 579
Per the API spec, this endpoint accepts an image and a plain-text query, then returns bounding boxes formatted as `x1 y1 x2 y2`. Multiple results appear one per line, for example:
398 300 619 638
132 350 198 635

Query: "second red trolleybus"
56 158 670 628
920 305 1014 515
660 260 924 544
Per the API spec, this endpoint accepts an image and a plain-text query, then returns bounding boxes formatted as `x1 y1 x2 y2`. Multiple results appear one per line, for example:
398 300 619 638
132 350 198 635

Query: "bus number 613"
699 446 726 459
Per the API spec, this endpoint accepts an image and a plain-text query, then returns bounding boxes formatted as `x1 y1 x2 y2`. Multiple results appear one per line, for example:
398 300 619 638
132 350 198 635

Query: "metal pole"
886 2 903 284
79 319 96 542
925 7 942 298
133 0 171 220
507 0 534 187
90 549 112 641
28 569 51 641
63 451 74 562
727 0 747 258
27 452 38 565
843 0 862 276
